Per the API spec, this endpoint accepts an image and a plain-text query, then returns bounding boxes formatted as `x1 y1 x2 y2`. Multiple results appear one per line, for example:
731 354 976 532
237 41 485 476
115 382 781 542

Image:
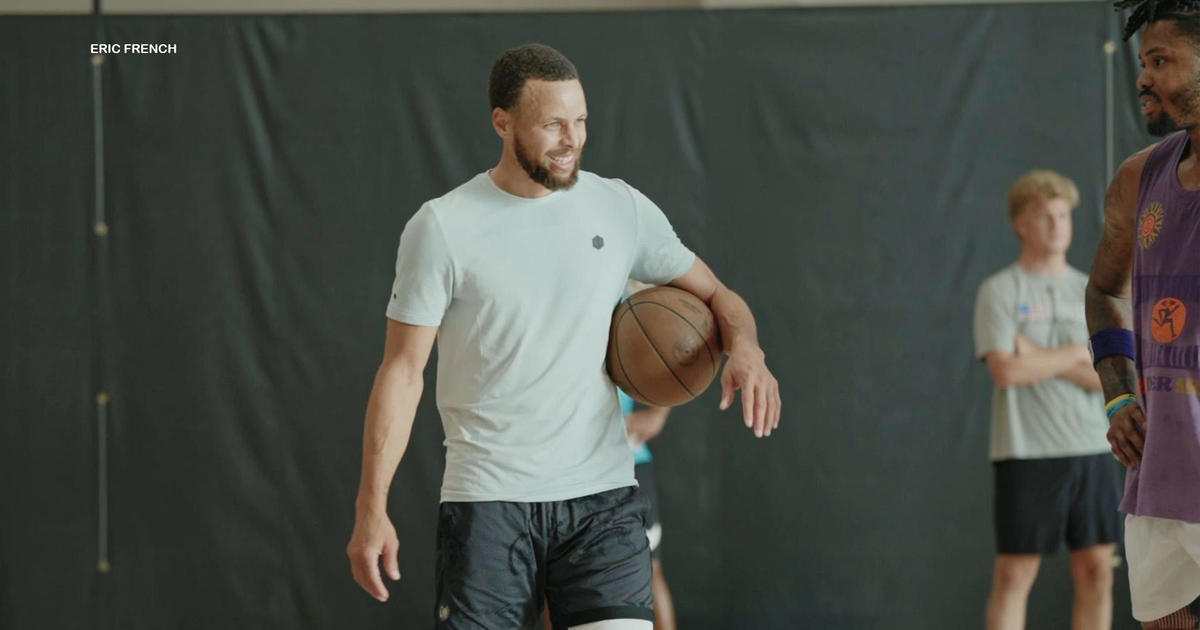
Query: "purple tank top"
1126 130 1200 522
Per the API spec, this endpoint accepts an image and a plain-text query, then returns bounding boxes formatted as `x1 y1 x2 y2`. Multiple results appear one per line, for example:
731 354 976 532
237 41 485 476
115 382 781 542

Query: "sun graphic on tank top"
1139 202 1164 249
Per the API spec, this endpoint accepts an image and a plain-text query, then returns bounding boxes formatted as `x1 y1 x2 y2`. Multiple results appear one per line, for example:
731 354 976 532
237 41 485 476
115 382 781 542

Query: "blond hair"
1008 169 1079 221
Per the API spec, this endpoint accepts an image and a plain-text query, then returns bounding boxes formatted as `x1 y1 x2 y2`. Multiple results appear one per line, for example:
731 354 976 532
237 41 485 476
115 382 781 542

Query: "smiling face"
506 79 588 191
1138 20 1200 135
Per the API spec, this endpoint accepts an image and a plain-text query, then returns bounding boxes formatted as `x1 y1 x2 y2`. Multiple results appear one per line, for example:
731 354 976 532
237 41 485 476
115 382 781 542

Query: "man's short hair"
1117 0 1200 42
488 43 579 111
1008 169 1080 221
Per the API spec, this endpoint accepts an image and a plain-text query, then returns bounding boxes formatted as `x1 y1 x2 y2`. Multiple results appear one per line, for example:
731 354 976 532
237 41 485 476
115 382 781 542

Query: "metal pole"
1104 38 1116 225
91 0 111 574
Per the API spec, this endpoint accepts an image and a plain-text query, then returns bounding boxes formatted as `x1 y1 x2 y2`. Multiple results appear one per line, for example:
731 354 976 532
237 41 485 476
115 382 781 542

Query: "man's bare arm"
1060 361 1103 391
1086 147 1153 466
998 334 1101 391
983 344 1090 388
347 319 438 601
627 405 670 444
669 257 780 437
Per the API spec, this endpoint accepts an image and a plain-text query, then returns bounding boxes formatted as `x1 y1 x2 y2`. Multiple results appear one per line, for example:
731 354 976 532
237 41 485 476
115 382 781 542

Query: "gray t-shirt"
386 171 695 502
973 263 1109 461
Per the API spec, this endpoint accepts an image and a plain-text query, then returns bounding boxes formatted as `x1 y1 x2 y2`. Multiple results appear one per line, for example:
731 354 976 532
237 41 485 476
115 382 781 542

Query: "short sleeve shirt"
387 171 694 501
973 264 1109 460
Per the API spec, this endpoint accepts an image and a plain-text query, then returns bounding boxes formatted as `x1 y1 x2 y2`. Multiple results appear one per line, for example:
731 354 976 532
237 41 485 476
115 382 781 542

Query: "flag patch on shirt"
1017 302 1047 322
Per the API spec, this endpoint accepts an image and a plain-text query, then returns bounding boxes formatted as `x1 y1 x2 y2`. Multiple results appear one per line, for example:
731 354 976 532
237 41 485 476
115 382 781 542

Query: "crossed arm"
982 335 1100 391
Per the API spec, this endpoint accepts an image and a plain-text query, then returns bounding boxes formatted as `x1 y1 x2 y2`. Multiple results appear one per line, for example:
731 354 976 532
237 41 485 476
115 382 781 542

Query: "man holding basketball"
1087 2 1200 626
346 43 780 630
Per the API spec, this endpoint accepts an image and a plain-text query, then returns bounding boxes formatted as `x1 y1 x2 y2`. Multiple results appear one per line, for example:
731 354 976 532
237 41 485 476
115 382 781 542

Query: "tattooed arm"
1085 146 1154 467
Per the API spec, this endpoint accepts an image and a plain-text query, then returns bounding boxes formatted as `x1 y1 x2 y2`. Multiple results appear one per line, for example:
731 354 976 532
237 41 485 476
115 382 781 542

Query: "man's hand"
666 256 780 438
718 347 781 438
1108 402 1148 468
626 407 669 444
1014 333 1039 356
346 506 402 602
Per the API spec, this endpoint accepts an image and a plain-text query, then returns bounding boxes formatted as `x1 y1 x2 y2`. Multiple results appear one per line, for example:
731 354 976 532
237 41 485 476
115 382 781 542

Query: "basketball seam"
628 302 696 398
634 301 719 384
612 307 662 407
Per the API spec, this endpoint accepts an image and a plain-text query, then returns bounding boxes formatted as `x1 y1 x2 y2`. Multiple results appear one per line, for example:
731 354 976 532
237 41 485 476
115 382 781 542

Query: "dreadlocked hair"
1117 0 1200 41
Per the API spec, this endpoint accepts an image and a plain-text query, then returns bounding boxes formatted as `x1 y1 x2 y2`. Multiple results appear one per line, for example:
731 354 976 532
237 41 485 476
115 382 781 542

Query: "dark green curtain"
2 5 1154 628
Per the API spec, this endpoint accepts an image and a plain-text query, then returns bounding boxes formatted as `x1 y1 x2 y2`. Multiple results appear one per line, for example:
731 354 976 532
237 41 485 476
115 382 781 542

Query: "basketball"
606 285 723 407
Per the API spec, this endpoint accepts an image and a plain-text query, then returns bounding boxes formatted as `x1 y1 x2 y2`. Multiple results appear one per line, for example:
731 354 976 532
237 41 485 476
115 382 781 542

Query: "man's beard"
1146 98 1183 136
514 134 580 191
1147 110 1181 136
1145 81 1200 136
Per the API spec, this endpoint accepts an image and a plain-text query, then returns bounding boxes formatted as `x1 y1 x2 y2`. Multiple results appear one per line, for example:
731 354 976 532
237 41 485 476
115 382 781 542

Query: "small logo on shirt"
1151 297 1187 344
592 235 604 250
1017 302 1047 322
1139 202 1165 249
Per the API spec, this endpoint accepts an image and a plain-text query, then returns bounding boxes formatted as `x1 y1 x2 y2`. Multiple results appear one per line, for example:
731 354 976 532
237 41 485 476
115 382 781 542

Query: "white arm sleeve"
385 204 454 326
974 277 1016 360
625 183 694 284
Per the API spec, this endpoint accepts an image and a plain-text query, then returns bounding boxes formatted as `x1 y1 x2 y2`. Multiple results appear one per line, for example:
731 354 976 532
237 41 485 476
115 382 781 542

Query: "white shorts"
1126 514 1200 621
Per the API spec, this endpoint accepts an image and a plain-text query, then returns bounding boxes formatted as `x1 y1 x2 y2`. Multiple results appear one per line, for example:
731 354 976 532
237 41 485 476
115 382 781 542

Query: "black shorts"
993 453 1122 555
434 486 653 629
634 461 662 560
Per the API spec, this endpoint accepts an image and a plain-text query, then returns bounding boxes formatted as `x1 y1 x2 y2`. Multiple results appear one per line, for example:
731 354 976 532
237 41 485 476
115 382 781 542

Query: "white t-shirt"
973 263 1109 460
386 171 695 502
